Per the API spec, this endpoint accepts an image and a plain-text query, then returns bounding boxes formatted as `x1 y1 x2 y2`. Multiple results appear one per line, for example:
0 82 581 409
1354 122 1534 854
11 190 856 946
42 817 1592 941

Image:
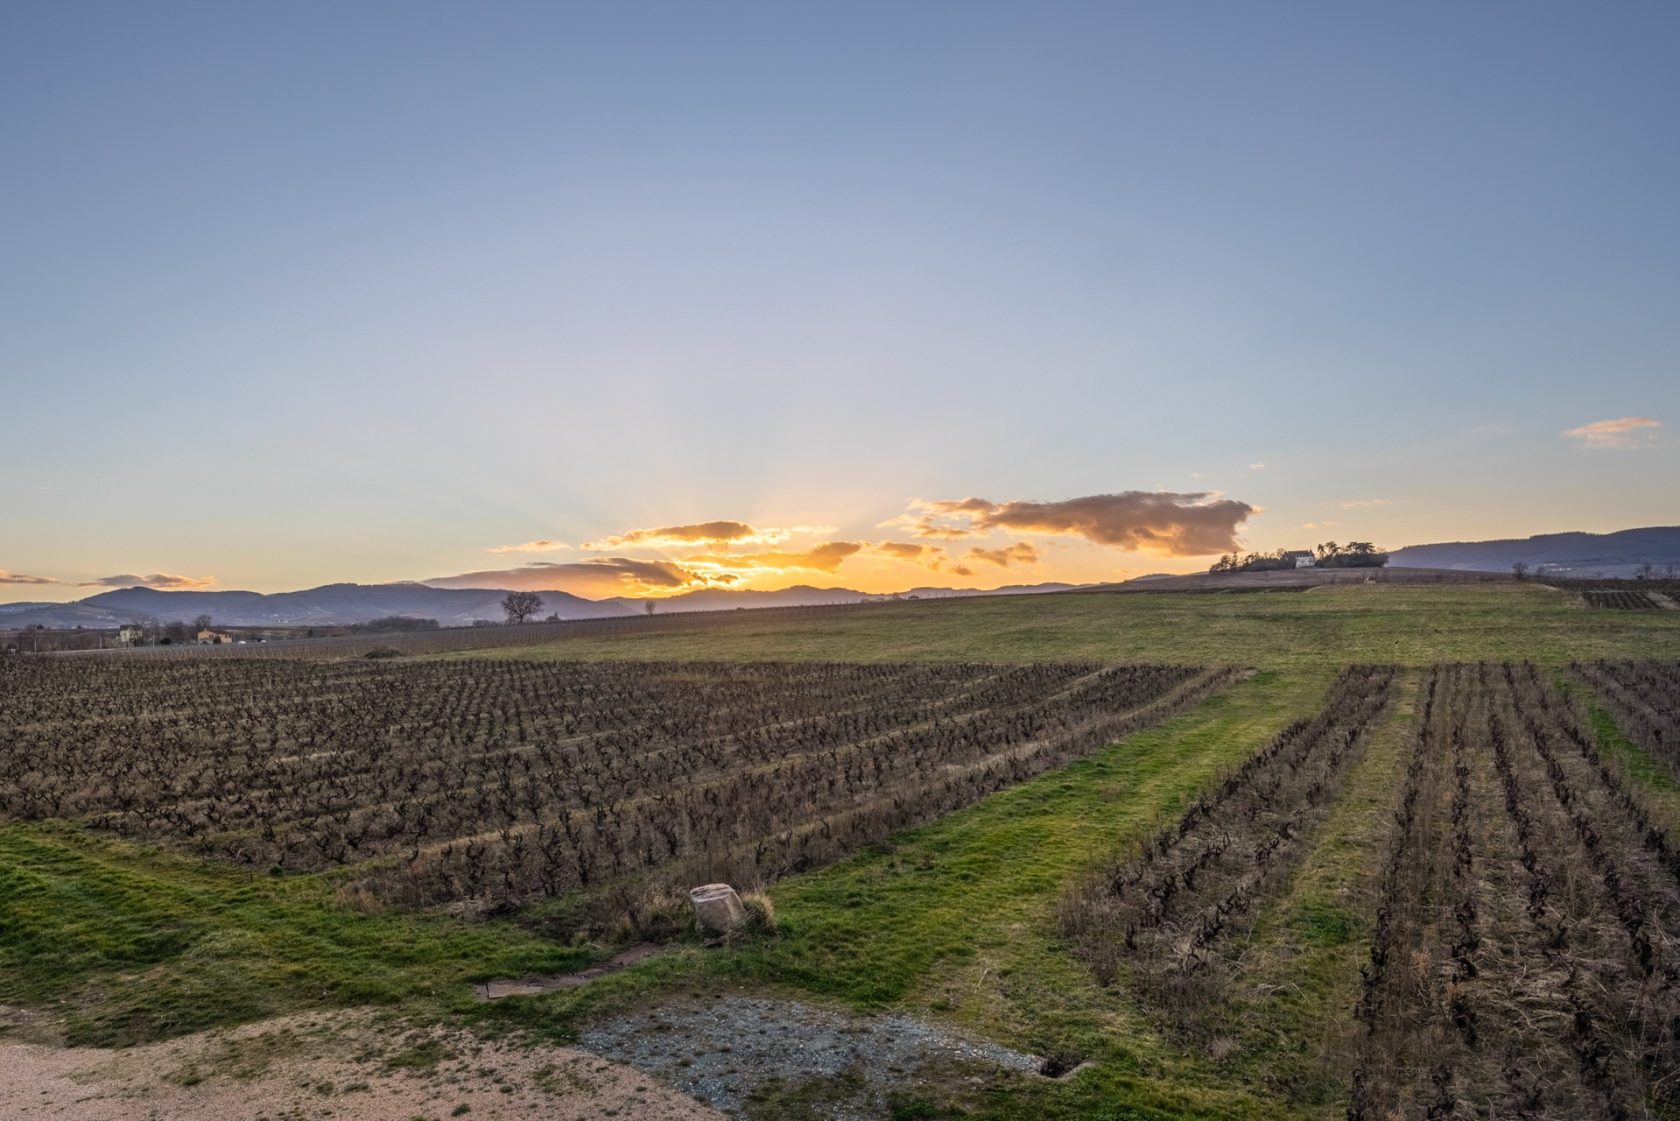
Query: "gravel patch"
578 994 1041 1119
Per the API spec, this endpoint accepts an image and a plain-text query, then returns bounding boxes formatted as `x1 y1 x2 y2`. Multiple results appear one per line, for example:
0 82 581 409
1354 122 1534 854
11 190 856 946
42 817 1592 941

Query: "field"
4 583 1680 1119
1348 663 1680 1118
1585 589 1666 610
0 657 1226 912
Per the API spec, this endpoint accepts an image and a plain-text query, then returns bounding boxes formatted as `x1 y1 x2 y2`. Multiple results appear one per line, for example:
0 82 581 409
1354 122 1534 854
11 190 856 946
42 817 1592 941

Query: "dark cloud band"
920 491 1253 556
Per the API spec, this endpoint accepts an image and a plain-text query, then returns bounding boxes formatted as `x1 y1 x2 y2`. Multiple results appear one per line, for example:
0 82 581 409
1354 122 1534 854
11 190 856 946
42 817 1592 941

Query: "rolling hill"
0 580 1083 629
1388 526 1680 577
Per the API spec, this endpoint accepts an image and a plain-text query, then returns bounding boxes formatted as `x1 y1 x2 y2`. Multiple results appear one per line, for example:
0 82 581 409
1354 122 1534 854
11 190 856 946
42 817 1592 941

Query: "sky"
2 1 1676 602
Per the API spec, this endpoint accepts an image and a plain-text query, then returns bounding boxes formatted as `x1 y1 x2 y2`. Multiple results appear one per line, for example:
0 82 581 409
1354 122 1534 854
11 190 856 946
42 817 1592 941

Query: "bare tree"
1511 560 1529 580
644 601 657 617
501 591 543 625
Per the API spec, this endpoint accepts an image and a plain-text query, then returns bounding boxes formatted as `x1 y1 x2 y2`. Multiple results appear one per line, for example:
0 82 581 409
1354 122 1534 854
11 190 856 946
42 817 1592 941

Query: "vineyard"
1057 661 1680 1119
1575 660 1680 779
1584 589 1666 611
1060 665 1400 1035
1348 662 1680 1119
5 641 1680 1119
0 656 1231 912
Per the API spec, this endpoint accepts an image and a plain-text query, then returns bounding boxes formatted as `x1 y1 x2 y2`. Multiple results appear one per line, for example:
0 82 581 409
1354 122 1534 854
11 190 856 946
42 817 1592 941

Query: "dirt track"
0 1008 722 1121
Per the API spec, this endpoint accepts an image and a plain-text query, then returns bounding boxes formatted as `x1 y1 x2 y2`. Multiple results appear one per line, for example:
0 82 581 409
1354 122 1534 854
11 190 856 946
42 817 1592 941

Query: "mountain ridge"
9 525 1677 629
1388 525 1680 576
0 579 1082 629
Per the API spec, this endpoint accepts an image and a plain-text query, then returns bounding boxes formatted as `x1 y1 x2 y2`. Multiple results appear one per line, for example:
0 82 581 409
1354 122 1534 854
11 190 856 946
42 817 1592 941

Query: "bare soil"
0 1006 722 1121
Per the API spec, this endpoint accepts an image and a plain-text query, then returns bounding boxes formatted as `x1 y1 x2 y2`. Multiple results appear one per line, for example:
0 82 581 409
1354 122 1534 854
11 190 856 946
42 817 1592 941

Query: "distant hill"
1 579 1086 629
613 582 1081 614
1389 526 1680 577
0 583 637 629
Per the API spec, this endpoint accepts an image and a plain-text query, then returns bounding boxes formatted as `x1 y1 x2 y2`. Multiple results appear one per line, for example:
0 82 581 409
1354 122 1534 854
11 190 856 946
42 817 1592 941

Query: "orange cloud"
874 541 940 560
584 521 835 550
1564 416 1663 450
685 541 865 575
967 542 1040 568
879 498 992 540
87 573 215 590
895 491 1254 557
428 557 718 597
487 539 571 554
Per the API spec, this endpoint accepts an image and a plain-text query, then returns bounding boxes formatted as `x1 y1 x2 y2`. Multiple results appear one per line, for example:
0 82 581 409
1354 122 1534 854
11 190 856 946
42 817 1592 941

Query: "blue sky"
3 2 1676 599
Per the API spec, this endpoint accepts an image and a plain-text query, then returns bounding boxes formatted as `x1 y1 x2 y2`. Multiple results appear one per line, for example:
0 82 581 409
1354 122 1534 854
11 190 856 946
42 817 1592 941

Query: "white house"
1283 550 1316 569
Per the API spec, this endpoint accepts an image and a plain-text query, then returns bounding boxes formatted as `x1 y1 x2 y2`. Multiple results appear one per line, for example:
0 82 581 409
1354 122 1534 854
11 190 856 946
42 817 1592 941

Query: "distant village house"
197 628 234 645
115 624 146 646
1283 550 1316 569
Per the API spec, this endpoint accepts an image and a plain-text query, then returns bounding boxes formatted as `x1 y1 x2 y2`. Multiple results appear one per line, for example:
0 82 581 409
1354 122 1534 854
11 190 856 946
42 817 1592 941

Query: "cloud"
487 539 571 554
1301 521 1340 531
1335 499 1391 510
967 542 1040 568
1248 462 1267 471
0 570 60 585
898 491 1254 557
685 541 865 574
428 557 713 598
1564 416 1663 450
878 499 993 540
765 541 864 572
584 521 835 550
436 538 864 598
873 541 941 561
87 573 216 590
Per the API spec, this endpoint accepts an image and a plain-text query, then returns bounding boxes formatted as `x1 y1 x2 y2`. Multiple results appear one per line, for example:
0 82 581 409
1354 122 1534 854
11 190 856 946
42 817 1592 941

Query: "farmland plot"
1060 661 1680 1118
1574 660 1680 779
1349 662 1680 1119
0 657 1233 911
1584 589 1664 611
1059 665 1401 1035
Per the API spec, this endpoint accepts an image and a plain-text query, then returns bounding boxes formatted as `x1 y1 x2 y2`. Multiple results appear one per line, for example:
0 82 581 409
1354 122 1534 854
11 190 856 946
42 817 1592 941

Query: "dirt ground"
0 1007 723 1121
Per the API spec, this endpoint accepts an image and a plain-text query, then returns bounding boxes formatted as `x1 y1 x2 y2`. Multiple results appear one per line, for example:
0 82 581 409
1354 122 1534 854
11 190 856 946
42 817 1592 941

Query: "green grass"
1584 703 1680 836
457 584 1680 670
0 822 585 1046
1587 705 1677 794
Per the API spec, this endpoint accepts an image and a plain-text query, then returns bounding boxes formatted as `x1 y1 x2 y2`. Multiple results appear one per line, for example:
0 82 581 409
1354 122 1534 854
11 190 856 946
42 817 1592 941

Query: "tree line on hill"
1208 541 1388 574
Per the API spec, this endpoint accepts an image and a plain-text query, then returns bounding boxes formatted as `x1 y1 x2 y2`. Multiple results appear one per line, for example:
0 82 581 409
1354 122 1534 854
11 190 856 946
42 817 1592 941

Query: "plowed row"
1351 663 1680 1119
0 657 1233 909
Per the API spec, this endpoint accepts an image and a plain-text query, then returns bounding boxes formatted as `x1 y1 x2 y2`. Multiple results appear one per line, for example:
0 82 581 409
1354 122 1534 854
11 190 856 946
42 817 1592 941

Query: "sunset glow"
1 4 1675 605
